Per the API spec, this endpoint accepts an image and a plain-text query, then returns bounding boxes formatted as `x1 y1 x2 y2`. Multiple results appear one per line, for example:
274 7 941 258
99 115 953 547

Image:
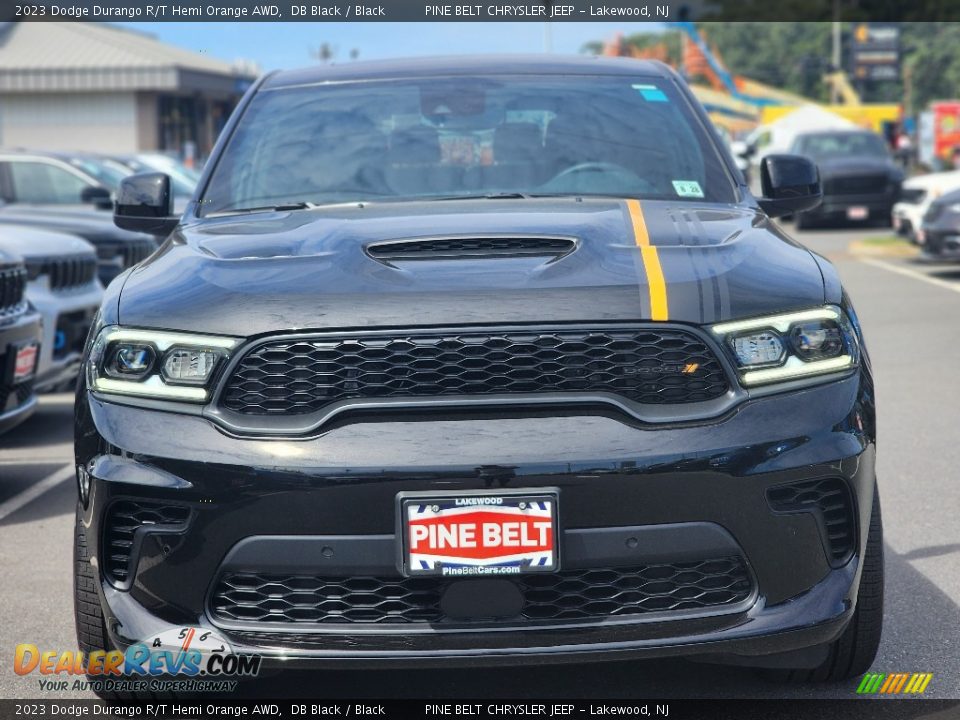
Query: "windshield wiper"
209 201 319 216
426 192 535 201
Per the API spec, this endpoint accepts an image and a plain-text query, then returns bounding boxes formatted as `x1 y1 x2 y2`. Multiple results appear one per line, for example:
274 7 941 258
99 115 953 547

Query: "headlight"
710 306 859 387
88 327 241 402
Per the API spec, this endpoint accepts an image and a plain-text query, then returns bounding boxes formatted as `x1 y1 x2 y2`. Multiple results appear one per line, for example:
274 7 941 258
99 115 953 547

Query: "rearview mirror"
757 154 822 218
114 173 180 237
80 185 113 210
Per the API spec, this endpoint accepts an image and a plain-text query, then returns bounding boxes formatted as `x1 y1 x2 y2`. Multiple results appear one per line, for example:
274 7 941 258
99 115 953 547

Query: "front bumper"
812 193 895 221
28 280 100 392
76 370 876 667
892 202 925 240
922 220 960 258
0 309 42 434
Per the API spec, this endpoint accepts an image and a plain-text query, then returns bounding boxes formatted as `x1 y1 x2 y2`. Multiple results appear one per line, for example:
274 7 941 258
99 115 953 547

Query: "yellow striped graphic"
861 672 933 695
625 199 669 321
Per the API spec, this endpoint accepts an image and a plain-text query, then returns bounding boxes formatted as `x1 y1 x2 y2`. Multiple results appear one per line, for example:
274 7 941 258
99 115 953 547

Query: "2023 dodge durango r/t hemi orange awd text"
75 56 881 685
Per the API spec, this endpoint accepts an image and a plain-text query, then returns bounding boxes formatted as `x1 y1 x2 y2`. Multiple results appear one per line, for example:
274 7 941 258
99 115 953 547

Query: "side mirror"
114 173 179 237
758 154 822 218
80 185 113 210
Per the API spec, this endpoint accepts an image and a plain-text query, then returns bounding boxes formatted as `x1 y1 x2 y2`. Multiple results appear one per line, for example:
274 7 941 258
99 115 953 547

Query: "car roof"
262 54 674 90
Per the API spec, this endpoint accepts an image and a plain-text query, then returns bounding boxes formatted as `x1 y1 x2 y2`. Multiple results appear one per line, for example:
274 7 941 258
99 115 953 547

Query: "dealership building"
0 22 258 156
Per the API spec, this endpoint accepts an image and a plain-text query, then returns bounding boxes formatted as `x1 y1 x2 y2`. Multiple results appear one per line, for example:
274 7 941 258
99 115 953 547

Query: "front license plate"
399 490 558 577
12 343 38 382
847 206 869 220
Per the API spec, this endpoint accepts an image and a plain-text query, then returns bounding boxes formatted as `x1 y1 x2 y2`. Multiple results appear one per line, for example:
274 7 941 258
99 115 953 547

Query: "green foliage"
582 22 960 113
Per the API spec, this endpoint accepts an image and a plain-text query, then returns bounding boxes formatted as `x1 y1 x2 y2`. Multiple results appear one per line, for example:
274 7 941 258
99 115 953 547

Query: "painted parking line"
858 257 960 295
0 464 74 522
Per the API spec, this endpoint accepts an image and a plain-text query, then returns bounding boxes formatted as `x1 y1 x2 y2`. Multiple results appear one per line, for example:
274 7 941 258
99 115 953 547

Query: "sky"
117 22 667 71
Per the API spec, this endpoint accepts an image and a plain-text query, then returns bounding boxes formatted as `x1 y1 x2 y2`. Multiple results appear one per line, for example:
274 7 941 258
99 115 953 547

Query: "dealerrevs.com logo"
15 627 261 693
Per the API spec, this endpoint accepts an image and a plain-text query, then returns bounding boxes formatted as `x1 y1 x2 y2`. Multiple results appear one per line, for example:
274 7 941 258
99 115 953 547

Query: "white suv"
0 226 103 391
893 170 960 244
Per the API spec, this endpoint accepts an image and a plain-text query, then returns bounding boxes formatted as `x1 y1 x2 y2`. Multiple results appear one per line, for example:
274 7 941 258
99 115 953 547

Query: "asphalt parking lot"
2 225 959 703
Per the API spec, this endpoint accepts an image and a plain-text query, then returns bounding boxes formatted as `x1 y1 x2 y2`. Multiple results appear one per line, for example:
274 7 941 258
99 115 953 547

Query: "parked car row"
0 148 199 431
892 169 960 241
0 249 42 434
917 187 960 259
0 149 198 209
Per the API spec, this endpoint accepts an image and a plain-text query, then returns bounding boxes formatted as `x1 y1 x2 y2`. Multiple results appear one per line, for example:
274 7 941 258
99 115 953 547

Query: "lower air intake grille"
103 500 191 586
767 478 856 565
0 380 33 412
210 557 753 626
219 327 730 416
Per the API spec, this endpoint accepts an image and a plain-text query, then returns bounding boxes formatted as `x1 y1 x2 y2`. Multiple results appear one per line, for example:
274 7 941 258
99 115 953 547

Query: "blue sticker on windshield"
633 84 668 102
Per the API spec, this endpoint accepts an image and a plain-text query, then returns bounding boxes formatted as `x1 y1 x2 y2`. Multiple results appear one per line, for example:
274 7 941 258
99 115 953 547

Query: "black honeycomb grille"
767 478 856 564
103 500 191 585
210 557 753 626
220 328 730 416
368 237 574 260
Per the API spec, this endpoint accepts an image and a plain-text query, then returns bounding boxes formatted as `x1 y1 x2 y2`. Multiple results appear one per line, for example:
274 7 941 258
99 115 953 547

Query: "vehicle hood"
0 224 96 259
0 205 153 244
814 156 899 177
0 247 24 267
117 198 827 336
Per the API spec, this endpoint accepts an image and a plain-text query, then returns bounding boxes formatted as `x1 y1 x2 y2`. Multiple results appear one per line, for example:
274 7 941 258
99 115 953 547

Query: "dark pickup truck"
789 129 903 229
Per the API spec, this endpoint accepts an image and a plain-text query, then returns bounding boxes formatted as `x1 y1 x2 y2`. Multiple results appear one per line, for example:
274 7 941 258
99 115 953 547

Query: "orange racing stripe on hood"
625 199 669 321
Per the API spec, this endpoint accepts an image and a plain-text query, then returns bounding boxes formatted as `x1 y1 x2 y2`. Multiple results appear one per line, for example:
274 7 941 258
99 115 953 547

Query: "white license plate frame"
397 489 559 577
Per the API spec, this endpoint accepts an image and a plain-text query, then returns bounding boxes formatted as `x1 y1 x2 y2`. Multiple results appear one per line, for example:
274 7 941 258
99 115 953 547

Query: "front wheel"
766 483 884 682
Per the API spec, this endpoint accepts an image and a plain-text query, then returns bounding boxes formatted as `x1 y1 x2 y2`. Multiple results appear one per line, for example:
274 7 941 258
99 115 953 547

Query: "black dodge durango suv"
75 56 881 686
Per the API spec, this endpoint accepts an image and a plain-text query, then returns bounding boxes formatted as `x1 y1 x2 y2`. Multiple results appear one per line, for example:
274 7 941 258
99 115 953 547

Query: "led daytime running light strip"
100 327 240 352
93 376 209 401
740 355 854 386
711 307 840 336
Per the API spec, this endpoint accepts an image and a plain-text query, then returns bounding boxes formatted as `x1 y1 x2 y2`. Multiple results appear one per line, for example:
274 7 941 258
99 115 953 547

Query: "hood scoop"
366 236 576 262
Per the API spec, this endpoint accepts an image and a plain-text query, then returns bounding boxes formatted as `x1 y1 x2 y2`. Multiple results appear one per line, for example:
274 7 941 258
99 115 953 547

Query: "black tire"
765 483 884 682
75 506 199 700
75 504 109 658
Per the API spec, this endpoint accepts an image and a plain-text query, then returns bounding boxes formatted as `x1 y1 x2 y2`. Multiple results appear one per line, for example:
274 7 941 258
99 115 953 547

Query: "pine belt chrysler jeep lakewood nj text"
75 56 882 685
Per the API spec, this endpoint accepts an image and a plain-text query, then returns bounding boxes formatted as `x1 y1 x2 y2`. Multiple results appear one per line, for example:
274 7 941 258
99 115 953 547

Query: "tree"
582 22 960 112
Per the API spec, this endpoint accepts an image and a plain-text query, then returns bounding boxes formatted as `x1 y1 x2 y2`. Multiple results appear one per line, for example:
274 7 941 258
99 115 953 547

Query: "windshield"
201 75 736 215
794 132 889 159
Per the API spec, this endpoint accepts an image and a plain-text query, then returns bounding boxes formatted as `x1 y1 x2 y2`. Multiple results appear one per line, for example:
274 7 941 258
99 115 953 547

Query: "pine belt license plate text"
847 206 869 220
399 491 558 577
